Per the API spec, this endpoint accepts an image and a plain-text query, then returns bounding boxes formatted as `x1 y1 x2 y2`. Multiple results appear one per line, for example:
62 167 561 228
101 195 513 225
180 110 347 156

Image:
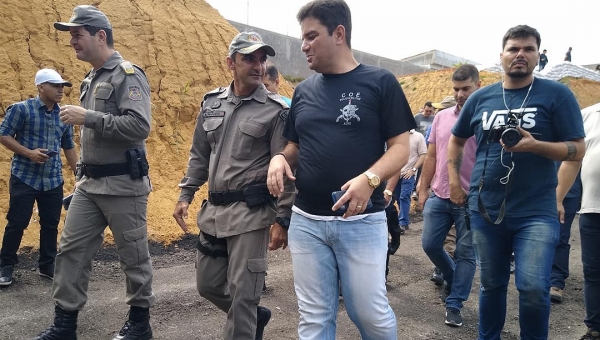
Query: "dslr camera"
489 110 522 147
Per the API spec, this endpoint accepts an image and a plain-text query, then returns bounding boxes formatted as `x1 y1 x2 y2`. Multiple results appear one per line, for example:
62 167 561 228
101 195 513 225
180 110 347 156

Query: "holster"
242 184 273 208
197 232 228 258
125 148 150 179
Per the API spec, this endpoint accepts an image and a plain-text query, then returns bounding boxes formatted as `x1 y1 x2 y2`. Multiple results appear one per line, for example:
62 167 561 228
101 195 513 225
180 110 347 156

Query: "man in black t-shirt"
267 1 415 338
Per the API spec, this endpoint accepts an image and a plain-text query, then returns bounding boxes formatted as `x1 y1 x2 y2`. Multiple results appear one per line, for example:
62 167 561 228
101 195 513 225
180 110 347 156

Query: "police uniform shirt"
178 83 293 238
78 51 152 196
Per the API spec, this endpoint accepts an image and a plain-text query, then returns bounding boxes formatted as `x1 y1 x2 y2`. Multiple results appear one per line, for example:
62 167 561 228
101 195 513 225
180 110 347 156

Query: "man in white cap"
35 5 155 340
173 31 293 340
0 69 78 287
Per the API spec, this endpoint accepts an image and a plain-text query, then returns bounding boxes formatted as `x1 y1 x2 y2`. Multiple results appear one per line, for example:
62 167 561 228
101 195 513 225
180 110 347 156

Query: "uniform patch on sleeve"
279 109 289 121
128 86 142 101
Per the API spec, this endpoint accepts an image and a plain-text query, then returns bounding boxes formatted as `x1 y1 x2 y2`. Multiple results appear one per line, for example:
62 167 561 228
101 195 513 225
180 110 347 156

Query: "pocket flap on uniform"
202 118 223 132
247 258 268 273
239 120 268 138
123 226 147 242
95 84 114 100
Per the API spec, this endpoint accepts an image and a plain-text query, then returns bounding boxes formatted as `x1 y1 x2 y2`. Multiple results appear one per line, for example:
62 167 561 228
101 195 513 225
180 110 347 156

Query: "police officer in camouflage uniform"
173 32 294 340
35 5 154 340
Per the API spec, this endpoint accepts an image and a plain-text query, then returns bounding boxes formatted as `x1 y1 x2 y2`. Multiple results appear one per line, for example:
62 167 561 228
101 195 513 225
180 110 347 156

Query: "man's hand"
449 183 467 207
502 127 537 153
268 222 288 250
267 154 295 197
401 169 416 179
383 190 393 207
173 201 190 232
27 148 50 164
418 189 429 211
333 174 374 218
59 105 87 125
557 201 565 224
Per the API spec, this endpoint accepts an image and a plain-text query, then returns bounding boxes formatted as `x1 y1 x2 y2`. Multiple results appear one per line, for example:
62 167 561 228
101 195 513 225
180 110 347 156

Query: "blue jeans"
421 194 476 310
394 175 415 226
288 211 397 340
550 197 581 289
470 211 559 340
579 214 600 332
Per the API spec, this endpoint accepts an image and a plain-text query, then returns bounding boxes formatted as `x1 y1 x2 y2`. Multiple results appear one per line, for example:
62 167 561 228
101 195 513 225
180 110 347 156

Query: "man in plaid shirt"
0 68 78 286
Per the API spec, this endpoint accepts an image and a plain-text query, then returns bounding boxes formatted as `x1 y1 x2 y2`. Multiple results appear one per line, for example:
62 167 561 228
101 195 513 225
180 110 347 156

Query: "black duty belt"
82 163 130 179
208 189 245 205
208 184 272 207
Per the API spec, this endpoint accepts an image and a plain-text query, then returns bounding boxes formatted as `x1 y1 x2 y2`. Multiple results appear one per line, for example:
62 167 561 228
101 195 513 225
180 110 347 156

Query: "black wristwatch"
275 217 290 230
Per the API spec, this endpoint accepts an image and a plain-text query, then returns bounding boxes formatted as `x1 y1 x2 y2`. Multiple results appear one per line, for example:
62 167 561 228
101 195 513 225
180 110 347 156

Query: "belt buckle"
210 192 224 205
81 164 89 177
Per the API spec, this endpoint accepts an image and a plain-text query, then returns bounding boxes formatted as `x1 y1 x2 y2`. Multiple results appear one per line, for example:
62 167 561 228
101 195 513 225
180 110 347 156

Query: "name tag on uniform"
202 109 225 118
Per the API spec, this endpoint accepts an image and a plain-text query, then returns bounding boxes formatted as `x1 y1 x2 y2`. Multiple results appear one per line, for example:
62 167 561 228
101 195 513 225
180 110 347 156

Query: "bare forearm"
414 154 426 170
556 160 581 203
278 142 300 170
447 135 467 187
419 154 436 193
64 148 79 174
385 172 400 191
531 139 585 161
0 136 32 158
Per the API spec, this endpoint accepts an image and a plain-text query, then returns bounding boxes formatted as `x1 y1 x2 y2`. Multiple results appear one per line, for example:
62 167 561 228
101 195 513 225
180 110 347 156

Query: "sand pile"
0 0 293 250
399 68 600 113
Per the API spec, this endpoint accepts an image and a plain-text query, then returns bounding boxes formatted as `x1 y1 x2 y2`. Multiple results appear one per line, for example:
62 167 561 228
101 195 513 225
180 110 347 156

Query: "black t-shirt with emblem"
284 64 416 216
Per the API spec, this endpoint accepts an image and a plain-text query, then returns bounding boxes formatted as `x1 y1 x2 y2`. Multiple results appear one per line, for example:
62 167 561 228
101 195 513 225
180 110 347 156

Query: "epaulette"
119 60 136 75
267 92 290 109
201 87 226 108
203 87 226 100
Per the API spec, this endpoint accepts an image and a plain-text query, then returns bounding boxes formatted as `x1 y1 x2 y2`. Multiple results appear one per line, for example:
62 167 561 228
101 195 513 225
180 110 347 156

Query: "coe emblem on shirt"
128 86 142 101
211 101 221 109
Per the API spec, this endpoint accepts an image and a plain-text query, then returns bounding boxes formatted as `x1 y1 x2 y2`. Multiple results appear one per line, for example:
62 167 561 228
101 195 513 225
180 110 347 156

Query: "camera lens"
501 128 521 147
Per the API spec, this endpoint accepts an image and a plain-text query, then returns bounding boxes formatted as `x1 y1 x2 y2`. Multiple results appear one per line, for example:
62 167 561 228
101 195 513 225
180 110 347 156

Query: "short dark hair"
452 64 479 83
297 0 352 48
502 25 541 50
85 25 114 48
265 63 279 81
424 102 433 108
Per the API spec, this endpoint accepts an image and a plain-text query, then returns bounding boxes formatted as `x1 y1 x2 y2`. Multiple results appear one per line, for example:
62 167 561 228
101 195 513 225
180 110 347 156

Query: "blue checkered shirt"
0 96 76 191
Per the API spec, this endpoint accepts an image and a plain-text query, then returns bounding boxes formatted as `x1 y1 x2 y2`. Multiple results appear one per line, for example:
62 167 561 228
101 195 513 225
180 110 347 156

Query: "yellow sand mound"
0 0 292 250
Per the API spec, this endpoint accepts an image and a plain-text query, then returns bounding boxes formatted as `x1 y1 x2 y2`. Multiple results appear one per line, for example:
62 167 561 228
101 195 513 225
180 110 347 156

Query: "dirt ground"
0 212 589 340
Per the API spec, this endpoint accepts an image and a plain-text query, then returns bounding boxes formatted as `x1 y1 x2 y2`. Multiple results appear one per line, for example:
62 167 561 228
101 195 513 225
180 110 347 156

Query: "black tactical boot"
34 305 78 340
255 306 271 340
112 306 152 340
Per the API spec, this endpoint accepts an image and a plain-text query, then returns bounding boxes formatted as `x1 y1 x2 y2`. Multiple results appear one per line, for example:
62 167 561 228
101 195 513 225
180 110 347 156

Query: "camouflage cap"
432 96 457 109
228 32 275 57
54 5 112 31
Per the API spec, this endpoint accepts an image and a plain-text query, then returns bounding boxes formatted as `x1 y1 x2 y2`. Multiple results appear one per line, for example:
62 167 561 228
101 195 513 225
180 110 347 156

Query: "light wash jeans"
288 211 397 340
470 211 559 340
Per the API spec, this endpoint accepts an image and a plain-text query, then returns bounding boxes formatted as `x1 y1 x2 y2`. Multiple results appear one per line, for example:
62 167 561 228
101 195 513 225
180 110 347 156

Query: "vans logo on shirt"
336 92 361 125
481 108 538 130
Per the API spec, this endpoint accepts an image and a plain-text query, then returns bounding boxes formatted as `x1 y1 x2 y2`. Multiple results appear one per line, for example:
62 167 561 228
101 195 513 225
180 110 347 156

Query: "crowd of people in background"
0 1 599 340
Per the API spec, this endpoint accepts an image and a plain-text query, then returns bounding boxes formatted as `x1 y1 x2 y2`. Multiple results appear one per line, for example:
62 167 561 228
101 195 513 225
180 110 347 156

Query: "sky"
205 0 600 67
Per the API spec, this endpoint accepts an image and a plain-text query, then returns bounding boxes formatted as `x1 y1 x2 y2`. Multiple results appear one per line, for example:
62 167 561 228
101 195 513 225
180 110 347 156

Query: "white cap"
34 69 72 87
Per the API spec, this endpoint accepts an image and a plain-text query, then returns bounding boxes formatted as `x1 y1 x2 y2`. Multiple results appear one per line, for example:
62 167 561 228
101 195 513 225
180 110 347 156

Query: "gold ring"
357 205 363 208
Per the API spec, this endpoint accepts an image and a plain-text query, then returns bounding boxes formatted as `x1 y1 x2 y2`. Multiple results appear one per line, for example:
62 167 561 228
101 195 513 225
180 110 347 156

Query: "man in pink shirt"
417 64 480 327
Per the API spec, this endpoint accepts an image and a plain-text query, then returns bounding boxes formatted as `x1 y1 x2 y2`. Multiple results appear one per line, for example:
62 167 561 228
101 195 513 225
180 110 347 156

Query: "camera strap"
477 143 513 225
